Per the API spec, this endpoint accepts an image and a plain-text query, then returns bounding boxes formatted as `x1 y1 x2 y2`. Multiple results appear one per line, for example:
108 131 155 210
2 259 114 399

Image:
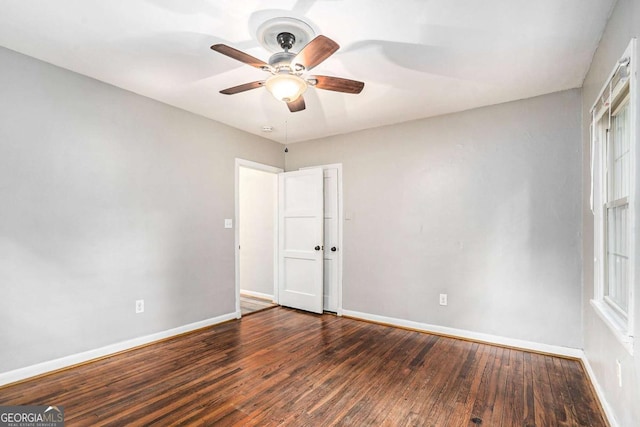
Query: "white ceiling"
0 0 615 143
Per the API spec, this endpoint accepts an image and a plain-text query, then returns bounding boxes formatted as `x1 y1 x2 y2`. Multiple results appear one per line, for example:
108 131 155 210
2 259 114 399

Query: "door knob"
314 245 321 251
331 247 337 252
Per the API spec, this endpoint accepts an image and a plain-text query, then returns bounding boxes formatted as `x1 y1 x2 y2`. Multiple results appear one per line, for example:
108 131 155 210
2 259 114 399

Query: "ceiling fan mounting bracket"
256 17 316 53
277 32 296 51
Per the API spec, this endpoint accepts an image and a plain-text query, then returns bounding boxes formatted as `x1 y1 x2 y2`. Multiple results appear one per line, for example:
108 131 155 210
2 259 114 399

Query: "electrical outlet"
616 359 622 388
439 294 448 306
135 299 144 314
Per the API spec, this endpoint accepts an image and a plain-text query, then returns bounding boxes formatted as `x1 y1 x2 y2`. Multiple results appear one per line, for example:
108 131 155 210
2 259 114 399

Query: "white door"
322 168 339 312
278 168 324 313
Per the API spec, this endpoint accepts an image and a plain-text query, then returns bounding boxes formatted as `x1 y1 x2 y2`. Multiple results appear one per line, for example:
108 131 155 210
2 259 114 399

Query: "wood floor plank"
532 352 559 427
346 333 441 426
0 308 607 426
413 339 476 426
488 347 512 426
378 336 455 425
523 351 537 426
501 347 525 426
547 355 578 425
449 342 493 426
469 344 499 423
560 358 609 426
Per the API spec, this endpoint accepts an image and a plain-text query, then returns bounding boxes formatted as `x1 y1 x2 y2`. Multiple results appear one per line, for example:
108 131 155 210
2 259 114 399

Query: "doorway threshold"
240 294 278 316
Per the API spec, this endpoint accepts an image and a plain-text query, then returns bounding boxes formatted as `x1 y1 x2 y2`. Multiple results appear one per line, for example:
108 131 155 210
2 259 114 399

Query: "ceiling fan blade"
210 44 269 69
292 35 339 71
311 75 365 94
287 96 306 112
220 81 265 95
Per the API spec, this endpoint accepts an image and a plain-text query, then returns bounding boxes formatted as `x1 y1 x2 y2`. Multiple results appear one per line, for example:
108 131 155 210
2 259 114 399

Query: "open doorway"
234 159 282 317
234 159 343 317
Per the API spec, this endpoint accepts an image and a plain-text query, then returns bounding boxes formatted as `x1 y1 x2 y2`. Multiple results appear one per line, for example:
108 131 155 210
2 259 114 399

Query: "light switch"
224 219 233 229
345 212 353 220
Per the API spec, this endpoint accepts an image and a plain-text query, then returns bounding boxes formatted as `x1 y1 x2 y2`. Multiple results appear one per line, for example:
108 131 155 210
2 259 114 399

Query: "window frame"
604 94 630 317
590 39 637 354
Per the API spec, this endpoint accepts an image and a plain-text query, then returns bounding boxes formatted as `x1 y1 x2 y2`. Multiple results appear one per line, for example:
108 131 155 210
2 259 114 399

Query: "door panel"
278 168 324 314
284 217 316 250
283 258 316 294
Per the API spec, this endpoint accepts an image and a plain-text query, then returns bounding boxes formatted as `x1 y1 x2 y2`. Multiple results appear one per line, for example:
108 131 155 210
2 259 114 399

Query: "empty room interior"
1 0 640 426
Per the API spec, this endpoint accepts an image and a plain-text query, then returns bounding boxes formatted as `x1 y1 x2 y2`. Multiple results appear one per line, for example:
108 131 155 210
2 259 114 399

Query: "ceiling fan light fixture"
212 32 363 113
265 73 307 102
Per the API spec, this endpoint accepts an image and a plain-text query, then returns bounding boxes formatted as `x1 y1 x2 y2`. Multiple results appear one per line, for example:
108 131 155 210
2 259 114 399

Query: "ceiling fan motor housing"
268 51 296 72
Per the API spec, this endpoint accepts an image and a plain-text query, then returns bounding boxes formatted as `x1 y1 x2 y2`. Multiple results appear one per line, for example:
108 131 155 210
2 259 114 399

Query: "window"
606 98 630 316
590 39 636 353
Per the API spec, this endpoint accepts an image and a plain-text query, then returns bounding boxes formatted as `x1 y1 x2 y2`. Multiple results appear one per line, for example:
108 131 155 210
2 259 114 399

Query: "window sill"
591 299 634 354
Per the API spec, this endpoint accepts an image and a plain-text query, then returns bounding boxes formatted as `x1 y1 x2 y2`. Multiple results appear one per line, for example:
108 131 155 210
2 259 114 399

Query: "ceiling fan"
210 32 364 112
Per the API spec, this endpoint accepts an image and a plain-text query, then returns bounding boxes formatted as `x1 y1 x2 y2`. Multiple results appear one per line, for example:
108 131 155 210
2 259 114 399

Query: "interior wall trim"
240 289 275 301
341 309 583 358
0 311 238 388
580 354 620 427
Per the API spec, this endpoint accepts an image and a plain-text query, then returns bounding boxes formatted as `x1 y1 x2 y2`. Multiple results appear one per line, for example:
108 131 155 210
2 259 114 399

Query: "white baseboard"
0 311 237 387
580 354 619 427
240 289 275 302
341 309 584 358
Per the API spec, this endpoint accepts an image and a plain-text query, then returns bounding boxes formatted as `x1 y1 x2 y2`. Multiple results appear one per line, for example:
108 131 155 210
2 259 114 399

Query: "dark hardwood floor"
0 308 607 426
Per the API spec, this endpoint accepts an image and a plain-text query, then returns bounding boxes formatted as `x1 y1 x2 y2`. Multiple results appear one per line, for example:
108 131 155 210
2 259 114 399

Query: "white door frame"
234 158 283 318
301 163 344 315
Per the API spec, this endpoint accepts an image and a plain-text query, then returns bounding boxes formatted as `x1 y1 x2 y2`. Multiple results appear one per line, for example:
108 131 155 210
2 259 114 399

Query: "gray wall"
0 46 283 373
286 89 583 348
581 0 640 425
